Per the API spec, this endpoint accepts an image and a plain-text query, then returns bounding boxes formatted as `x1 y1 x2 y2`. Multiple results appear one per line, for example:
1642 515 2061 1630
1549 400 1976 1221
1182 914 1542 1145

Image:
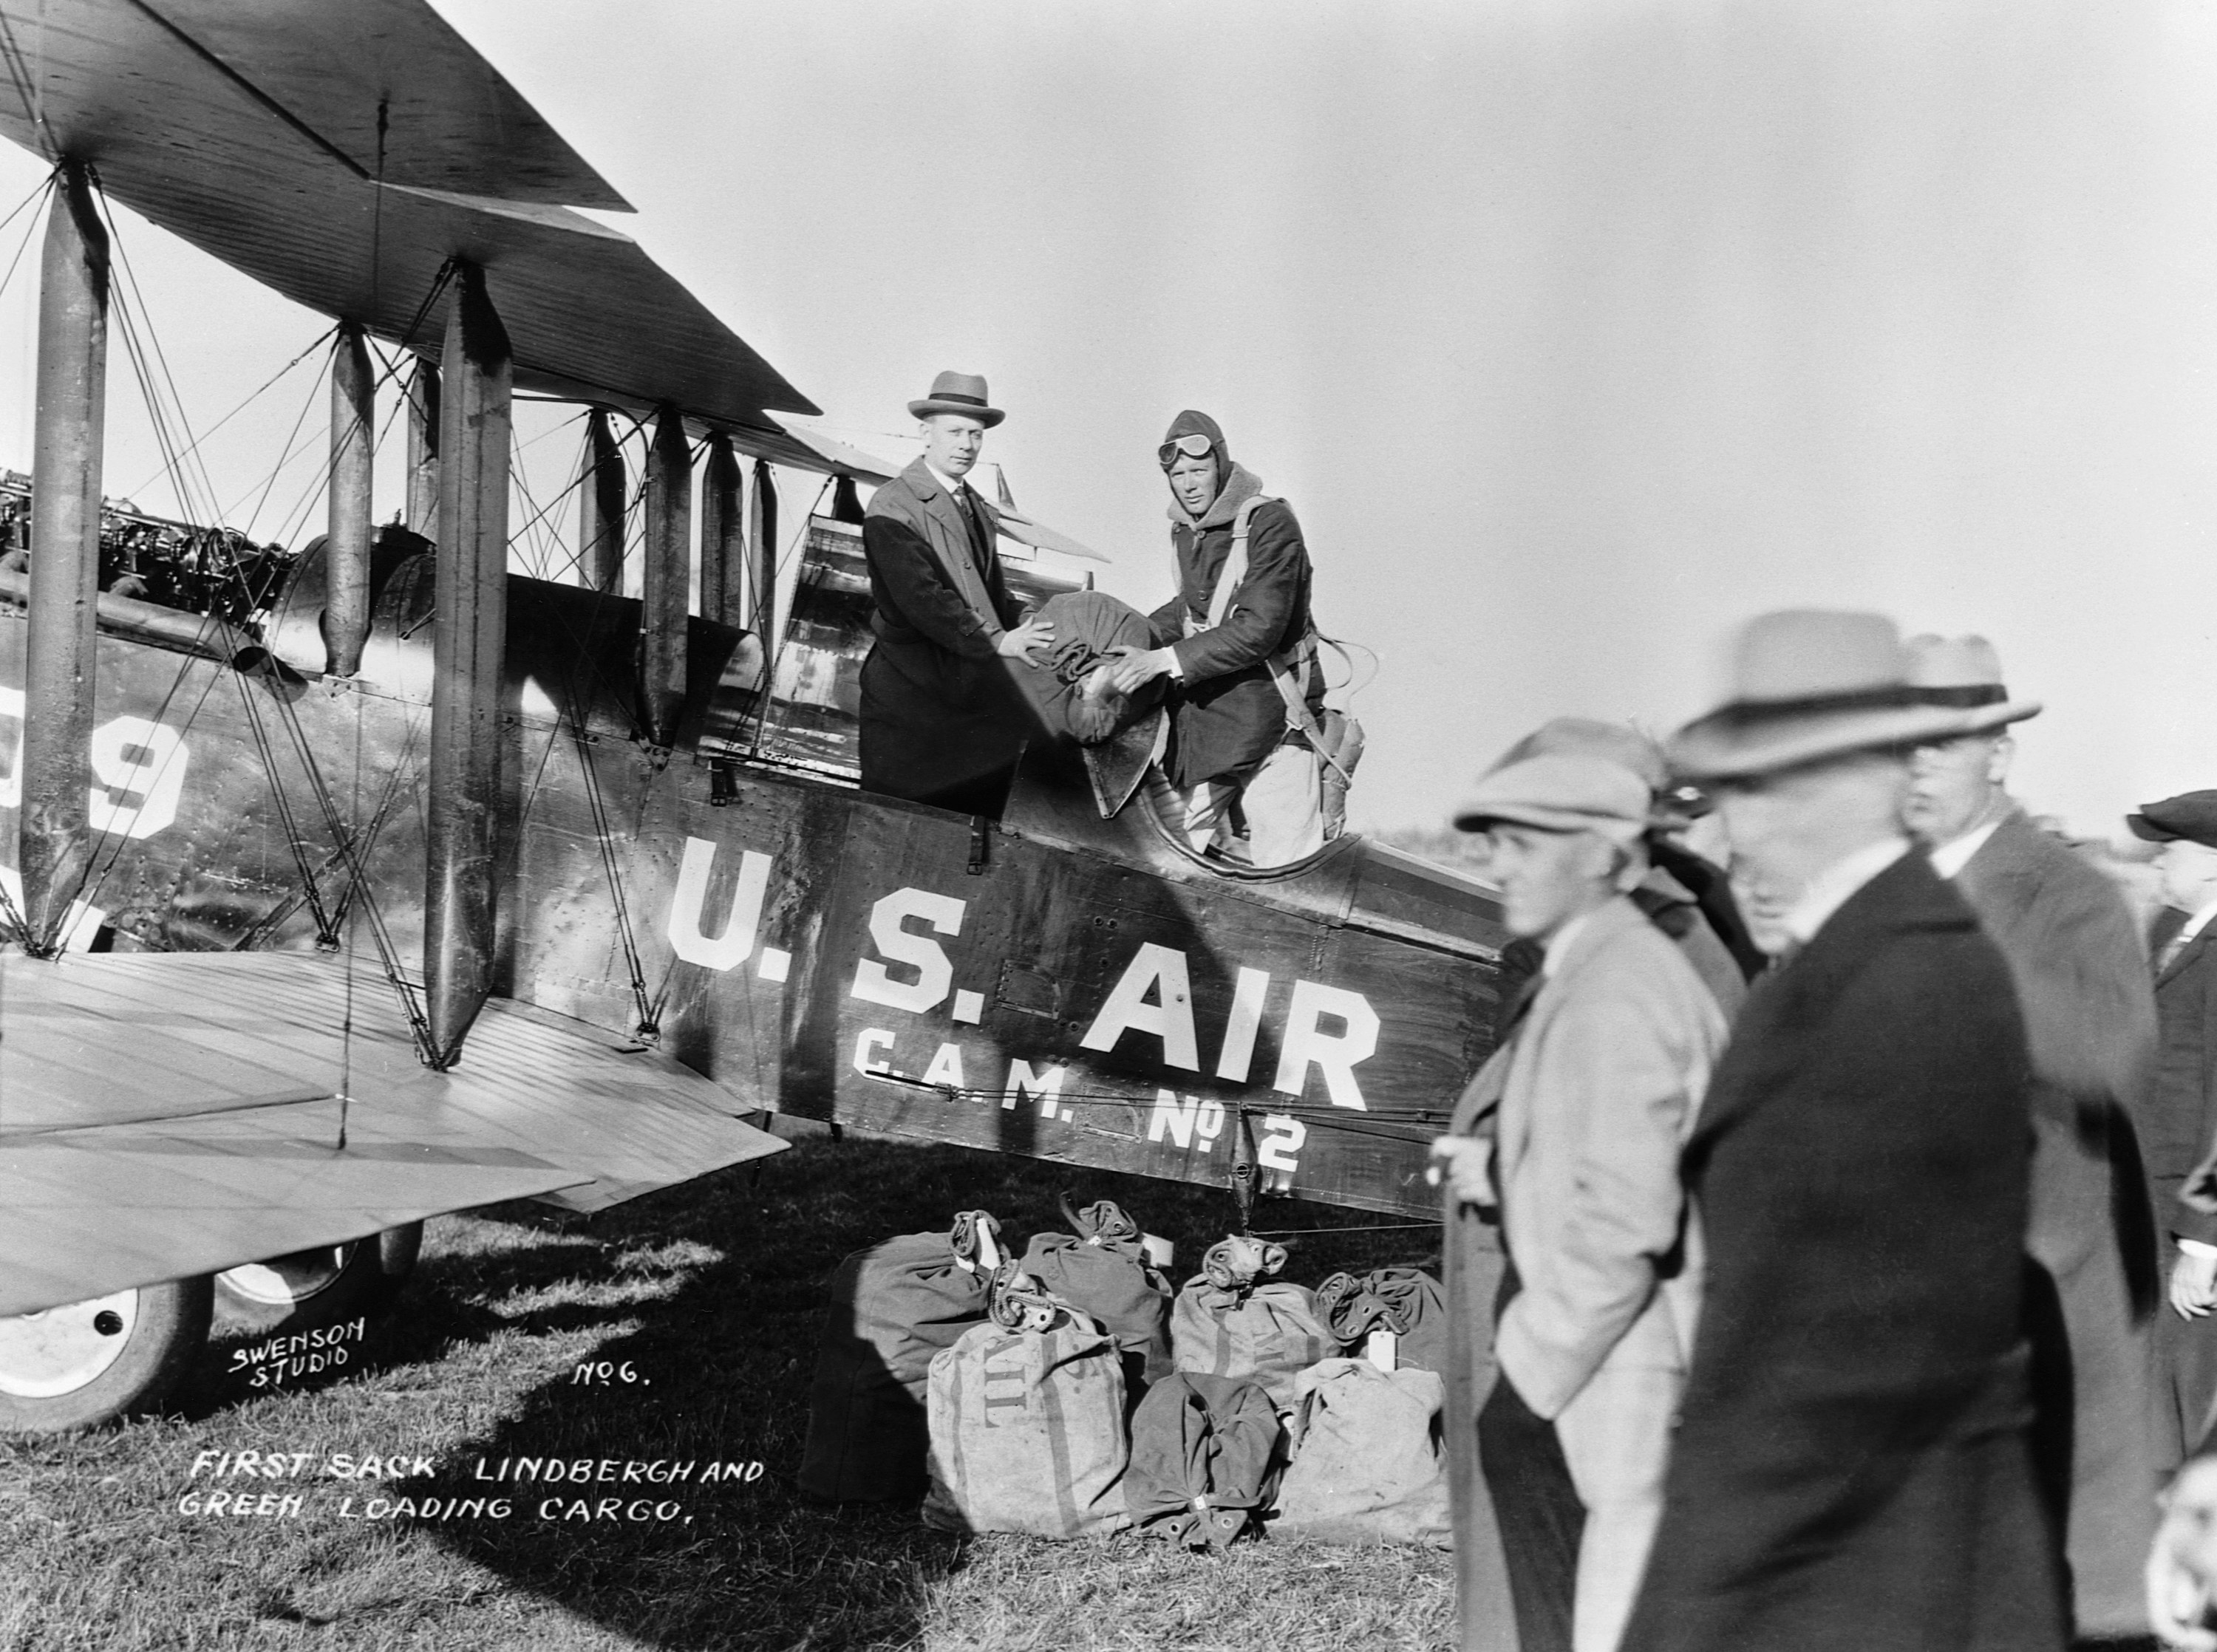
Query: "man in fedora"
1434 749 1729 1652
1893 635 2159 1639
857 371 1052 818
2123 791 2217 1466
1105 410 1331 866
1621 610 2065 1652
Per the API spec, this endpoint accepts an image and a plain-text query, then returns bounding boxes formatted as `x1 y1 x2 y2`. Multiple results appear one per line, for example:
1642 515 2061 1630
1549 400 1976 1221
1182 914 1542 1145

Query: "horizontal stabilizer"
0 953 787 1316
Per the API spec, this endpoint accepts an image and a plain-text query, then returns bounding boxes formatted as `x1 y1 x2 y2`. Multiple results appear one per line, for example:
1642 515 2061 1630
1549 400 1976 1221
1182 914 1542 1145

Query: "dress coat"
1621 853 2066 1652
2137 907 2217 1461
858 457 1034 809
1949 805 2158 1636
1144 464 1324 791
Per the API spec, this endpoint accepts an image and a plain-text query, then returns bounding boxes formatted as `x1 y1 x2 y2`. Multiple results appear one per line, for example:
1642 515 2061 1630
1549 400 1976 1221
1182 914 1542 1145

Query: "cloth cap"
1666 610 1984 782
1901 634 2042 733
2127 791 2217 850
1494 717 1712 826
1451 754 1651 844
1495 717 1667 793
909 370 1005 428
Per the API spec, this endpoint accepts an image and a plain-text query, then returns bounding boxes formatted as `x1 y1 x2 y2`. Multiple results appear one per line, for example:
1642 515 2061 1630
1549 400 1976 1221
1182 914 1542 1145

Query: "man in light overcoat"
1434 751 1728 1652
1896 634 2158 1639
858 371 1051 818
1623 610 2066 1652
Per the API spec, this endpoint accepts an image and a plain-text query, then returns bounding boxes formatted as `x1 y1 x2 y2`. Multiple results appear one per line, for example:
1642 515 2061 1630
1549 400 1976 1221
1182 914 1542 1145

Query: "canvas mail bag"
1314 1266 1451 1376
1169 1237 1336 1412
1271 1357 1453 1547
798 1211 1002 1503
920 1306 1130 1539
1125 1371 1284 1549
1019 1198 1174 1388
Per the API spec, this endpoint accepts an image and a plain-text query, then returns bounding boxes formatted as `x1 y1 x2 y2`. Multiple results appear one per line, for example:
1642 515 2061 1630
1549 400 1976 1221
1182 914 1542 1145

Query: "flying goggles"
1158 432 1216 468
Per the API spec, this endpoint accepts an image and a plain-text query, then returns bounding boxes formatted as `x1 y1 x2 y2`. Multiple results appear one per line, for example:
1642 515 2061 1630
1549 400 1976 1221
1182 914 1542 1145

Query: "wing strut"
639 406 690 748
577 406 624 594
20 160 104 955
323 321 373 675
700 433 743 630
424 259 510 1066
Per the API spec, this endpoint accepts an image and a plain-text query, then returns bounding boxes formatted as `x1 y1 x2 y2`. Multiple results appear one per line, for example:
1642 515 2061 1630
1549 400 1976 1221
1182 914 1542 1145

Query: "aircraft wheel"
215 1223 423 1332
0 1277 214 1433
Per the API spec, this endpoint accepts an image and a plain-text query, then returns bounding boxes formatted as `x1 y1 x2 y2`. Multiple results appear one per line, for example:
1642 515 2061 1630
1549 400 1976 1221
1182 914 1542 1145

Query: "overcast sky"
0 0 2209 838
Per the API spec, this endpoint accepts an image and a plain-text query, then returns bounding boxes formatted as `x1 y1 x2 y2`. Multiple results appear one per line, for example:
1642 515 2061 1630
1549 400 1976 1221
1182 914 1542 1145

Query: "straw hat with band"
1666 610 1984 782
1901 634 2042 734
908 370 1004 428
1451 753 1652 848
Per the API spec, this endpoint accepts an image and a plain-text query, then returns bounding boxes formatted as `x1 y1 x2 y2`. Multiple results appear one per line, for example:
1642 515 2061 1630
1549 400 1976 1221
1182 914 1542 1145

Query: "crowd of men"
1437 610 2217 1651
852 368 2217 1648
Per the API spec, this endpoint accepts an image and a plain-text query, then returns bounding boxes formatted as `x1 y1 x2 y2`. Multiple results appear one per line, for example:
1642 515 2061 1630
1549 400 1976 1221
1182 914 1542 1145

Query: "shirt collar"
1539 904 1604 977
926 462 972 500
1780 836 1911 949
2179 895 2217 951
1928 814 2006 880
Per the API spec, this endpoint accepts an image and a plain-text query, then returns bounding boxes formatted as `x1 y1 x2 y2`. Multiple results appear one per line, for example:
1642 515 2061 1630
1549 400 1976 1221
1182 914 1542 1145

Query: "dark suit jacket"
858 458 1033 805
1144 466 1320 789
1952 807 2157 1636
2142 913 2217 1245
1623 852 2063 1652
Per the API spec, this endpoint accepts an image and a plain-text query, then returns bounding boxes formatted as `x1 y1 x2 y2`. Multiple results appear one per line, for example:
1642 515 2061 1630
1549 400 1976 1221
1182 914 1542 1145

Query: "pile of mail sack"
798 1201 1453 1549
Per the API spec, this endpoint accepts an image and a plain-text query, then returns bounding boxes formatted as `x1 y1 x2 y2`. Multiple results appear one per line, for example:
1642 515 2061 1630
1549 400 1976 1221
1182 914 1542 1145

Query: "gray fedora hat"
1667 610 1983 782
908 369 1004 428
1901 634 2042 734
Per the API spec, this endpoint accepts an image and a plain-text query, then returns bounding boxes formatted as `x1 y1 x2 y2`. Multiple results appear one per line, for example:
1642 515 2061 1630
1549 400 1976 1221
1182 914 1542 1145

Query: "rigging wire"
226 356 328 537
118 327 333 506
84 186 443 1055
0 167 53 305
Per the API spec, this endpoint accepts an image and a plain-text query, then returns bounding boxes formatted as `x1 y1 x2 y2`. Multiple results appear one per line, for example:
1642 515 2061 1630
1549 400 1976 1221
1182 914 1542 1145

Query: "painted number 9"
0 692 189 839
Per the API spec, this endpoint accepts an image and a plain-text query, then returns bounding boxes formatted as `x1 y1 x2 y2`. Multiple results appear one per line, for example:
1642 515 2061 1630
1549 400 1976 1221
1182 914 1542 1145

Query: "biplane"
0 0 1507 1433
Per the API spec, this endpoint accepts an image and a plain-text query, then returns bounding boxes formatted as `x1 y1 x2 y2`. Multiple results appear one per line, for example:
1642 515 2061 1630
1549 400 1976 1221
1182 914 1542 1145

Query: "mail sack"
1171 1239 1335 1411
1019 1199 1174 1388
1125 1371 1284 1549
1271 1358 1451 1546
921 1307 1129 1538
798 1211 1001 1503
1009 590 1165 745
1313 1267 1450 1374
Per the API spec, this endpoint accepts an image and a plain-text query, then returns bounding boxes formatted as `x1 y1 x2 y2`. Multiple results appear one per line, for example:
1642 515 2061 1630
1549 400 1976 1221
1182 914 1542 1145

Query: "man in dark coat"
1621 610 2066 1652
1106 410 1328 866
857 371 1052 818
1897 634 2159 1639
2124 790 2217 1467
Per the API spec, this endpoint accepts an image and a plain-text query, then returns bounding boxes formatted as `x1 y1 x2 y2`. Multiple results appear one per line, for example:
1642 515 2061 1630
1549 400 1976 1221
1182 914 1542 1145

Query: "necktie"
955 485 990 573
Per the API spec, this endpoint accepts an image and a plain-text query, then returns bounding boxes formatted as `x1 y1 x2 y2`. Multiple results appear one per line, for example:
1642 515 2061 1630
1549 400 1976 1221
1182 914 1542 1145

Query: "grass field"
0 1133 1460 1652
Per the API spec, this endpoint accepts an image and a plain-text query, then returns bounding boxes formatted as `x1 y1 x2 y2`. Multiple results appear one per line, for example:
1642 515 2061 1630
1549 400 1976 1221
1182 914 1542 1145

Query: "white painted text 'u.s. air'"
661 839 1380 1119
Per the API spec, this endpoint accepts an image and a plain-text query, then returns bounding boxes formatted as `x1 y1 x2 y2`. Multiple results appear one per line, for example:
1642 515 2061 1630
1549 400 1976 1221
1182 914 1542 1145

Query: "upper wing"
0 0 823 434
0 952 787 1317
